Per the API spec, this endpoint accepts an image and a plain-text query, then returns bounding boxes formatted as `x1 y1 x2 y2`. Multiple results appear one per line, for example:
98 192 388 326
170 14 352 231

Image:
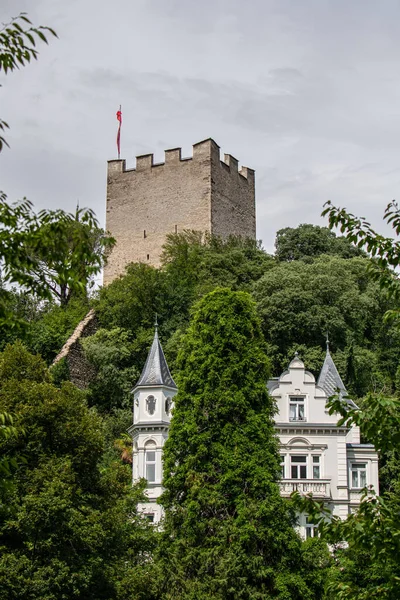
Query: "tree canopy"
154 288 327 599
275 224 364 262
0 342 154 600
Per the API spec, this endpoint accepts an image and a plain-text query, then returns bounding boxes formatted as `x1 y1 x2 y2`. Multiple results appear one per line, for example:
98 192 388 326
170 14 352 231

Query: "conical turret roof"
134 328 177 389
317 341 347 398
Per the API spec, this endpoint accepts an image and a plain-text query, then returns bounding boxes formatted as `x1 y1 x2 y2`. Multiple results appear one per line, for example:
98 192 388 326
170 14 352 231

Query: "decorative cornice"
128 423 169 435
275 424 349 436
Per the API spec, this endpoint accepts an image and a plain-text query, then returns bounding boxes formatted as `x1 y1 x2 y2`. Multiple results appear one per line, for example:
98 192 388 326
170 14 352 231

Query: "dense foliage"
2 177 400 598
275 224 364 262
291 200 400 600
153 288 327 599
0 342 153 600
253 254 400 392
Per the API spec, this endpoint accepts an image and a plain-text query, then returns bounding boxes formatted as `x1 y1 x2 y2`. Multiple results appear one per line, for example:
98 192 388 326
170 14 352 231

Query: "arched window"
145 441 156 482
146 395 156 415
165 397 172 415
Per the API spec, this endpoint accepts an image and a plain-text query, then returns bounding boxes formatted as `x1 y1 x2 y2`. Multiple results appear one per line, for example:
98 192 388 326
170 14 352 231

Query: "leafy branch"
322 200 400 321
0 195 115 314
0 12 57 74
0 12 57 152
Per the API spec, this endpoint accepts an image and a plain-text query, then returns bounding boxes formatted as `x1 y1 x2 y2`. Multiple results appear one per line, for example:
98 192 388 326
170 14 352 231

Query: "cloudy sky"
1 0 400 252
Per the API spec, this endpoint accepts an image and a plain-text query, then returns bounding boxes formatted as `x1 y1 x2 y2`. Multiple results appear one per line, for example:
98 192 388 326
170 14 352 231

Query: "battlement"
107 138 254 182
104 137 256 284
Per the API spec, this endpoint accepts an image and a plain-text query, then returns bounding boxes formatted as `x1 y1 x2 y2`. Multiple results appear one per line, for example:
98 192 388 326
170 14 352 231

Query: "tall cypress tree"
156 288 318 600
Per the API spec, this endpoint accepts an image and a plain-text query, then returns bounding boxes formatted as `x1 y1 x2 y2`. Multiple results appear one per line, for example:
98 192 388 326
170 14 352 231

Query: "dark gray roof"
317 347 347 399
134 329 177 389
346 443 375 448
267 378 279 392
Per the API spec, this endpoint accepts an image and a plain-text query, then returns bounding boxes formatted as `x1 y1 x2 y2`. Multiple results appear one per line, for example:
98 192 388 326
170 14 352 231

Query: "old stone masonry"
104 138 256 283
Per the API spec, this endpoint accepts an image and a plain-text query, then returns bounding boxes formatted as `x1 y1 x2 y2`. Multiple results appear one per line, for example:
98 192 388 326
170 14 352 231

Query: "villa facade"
129 330 379 537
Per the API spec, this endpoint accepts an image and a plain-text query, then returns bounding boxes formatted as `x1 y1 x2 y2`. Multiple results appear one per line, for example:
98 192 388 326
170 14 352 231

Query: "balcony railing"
279 479 331 498
289 416 307 422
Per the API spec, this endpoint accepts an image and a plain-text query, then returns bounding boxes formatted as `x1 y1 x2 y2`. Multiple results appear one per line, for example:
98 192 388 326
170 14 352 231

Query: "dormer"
270 348 351 426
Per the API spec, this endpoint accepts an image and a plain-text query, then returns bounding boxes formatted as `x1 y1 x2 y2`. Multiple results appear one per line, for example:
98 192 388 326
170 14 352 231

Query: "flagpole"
118 104 121 159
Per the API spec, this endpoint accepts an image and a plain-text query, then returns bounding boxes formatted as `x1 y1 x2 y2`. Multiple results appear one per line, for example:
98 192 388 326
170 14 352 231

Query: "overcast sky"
1 0 400 252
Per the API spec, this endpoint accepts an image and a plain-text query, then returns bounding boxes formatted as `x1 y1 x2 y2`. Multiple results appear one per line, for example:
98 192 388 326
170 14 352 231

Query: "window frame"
145 513 155 523
146 395 156 416
282 452 323 480
290 454 308 479
289 396 306 422
312 455 320 479
280 455 285 479
145 446 157 483
350 462 367 489
305 516 318 539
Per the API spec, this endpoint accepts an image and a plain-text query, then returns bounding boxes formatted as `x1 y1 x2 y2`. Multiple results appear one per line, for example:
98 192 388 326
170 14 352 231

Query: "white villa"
129 329 379 537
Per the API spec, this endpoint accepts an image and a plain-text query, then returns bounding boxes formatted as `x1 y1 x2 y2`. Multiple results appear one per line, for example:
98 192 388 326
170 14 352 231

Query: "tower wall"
211 152 256 239
104 138 255 284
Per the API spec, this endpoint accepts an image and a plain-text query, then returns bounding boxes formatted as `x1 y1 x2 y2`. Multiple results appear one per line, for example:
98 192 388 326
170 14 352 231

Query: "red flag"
116 107 122 158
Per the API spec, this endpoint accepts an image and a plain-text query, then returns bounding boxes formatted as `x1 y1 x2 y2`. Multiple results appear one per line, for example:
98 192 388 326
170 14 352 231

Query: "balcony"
279 479 331 498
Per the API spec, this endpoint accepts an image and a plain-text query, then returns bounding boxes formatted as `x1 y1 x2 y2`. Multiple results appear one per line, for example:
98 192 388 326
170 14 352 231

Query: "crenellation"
239 166 255 182
107 159 126 175
136 153 154 170
223 153 239 171
165 147 182 164
193 137 220 161
104 137 256 283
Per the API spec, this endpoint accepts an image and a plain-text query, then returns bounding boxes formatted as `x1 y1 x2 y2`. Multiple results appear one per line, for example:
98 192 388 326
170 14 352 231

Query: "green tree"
0 14 114 329
0 201 114 309
252 255 397 394
81 327 139 411
154 288 324 600
92 235 275 402
322 200 400 322
288 200 400 599
0 12 56 150
161 232 274 318
294 392 400 600
0 342 154 600
275 224 364 262
0 412 20 493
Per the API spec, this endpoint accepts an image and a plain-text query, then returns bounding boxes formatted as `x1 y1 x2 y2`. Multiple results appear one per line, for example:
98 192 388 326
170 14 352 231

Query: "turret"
128 325 177 523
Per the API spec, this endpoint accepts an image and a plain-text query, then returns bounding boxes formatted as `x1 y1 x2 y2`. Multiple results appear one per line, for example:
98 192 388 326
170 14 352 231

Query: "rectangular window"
146 450 156 483
305 516 318 538
289 397 305 421
280 455 285 479
312 456 320 479
351 463 367 489
145 514 154 523
291 455 307 479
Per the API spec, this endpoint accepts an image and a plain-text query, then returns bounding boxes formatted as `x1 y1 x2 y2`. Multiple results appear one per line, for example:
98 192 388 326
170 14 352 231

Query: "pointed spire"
134 326 177 389
317 342 347 398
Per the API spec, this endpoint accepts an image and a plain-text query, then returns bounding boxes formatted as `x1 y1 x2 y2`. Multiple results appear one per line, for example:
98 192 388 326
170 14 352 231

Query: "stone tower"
128 326 177 523
104 138 256 284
